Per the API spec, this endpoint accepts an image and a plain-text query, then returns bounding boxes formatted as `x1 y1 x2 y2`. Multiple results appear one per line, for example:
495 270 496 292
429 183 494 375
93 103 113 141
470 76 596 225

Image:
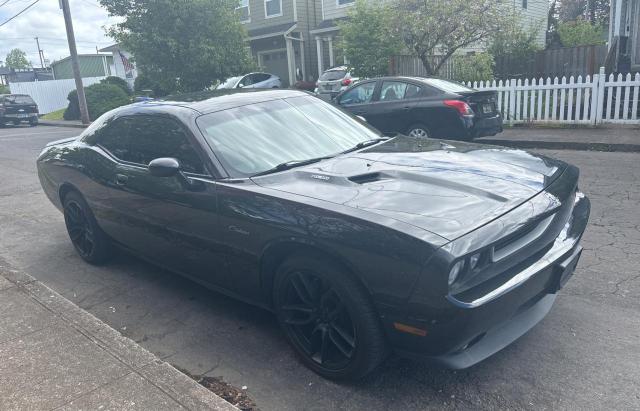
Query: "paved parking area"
1 125 639 410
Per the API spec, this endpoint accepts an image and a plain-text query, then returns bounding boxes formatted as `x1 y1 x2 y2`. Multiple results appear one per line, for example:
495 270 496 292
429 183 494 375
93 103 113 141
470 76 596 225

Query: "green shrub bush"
0 84 9 94
100 76 132 95
133 74 173 97
63 83 130 121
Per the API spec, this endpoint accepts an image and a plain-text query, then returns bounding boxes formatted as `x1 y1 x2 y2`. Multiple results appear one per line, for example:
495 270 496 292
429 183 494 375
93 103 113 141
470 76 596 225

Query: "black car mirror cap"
148 157 181 177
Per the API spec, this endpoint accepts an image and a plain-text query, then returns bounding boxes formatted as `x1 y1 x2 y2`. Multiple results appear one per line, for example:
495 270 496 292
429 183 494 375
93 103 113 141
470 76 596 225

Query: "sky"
0 0 119 67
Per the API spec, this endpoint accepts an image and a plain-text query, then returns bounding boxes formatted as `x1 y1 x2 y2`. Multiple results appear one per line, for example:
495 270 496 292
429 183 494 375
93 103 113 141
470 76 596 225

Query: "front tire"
63 191 112 264
406 123 431 139
274 253 388 380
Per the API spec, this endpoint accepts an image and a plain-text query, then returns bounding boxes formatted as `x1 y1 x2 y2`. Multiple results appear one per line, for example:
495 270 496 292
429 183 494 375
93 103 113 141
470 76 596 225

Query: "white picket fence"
9 76 106 114
466 68 640 125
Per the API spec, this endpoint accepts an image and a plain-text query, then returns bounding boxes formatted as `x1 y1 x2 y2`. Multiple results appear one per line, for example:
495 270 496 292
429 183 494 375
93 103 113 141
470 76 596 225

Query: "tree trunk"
418 54 436 76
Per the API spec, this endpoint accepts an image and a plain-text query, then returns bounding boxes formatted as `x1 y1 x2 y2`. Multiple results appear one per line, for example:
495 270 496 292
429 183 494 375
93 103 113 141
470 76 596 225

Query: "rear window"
2 95 36 105
422 79 474 94
319 70 347 81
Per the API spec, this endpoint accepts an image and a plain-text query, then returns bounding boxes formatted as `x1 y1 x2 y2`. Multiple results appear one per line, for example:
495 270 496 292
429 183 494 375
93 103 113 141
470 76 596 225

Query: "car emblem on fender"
311 174 330 181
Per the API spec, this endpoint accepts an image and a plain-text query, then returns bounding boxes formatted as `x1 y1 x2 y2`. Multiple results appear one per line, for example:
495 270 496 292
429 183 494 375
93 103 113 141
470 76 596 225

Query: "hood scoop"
348 172 385 184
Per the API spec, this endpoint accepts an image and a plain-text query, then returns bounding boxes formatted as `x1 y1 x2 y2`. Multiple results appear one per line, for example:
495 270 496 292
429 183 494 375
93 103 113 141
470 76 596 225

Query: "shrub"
133 73 173 97
557 20 606 47
100 76 132 95
452 53 495 83
0 84 9 94
63 83 130 121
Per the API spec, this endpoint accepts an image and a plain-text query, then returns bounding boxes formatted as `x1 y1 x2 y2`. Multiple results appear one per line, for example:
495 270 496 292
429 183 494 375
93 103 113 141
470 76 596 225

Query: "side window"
238 75 253 87
404 83 423 99
380 81 408 101
339 82 376 105
97 117 133 161
255 73 271 82
127 116 206 174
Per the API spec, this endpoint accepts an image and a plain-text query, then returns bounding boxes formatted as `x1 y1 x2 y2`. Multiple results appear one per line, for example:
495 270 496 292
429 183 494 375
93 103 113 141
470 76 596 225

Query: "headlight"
448 260 465 286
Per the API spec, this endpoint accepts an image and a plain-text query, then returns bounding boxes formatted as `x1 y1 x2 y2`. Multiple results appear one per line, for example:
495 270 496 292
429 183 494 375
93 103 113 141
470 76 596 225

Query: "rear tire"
274 253 388 380
29 119 38 127
62 191 113 264
406 123 431 139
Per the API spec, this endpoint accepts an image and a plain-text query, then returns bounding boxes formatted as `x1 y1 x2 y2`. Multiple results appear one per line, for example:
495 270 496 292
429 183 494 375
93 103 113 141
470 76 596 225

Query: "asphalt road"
1 125 639 410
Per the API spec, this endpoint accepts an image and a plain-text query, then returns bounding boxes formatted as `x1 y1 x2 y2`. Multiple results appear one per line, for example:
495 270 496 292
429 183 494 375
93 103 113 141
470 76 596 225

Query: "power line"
0 0 40 28
0 0 11 8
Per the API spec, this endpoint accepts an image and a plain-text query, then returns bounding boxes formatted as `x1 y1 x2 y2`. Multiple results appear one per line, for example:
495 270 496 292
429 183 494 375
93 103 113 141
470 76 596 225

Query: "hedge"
63 83 130 121
100 76 132 95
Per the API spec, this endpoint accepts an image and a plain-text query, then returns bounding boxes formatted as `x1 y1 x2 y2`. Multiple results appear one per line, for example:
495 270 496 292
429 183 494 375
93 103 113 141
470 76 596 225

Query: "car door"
93 115 231 289
251 73 272 88
336 81 378 121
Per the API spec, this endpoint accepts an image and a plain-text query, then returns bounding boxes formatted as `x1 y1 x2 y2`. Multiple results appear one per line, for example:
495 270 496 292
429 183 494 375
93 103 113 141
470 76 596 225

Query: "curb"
475 138 640 153
38 120 88 129
0 261 238 411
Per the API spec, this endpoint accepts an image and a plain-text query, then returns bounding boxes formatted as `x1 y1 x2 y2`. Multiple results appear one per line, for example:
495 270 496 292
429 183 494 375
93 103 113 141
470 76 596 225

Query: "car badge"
311 174 330 181
440 142 456 150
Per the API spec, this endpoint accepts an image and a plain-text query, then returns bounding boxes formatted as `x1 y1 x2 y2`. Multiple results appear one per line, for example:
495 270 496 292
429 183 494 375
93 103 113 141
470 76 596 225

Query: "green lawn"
41 108 66 121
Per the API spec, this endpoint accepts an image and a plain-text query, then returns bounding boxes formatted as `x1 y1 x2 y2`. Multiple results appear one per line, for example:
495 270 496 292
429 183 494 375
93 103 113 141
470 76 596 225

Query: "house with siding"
50 54 114 80
239 0 322 86
608 0 640 73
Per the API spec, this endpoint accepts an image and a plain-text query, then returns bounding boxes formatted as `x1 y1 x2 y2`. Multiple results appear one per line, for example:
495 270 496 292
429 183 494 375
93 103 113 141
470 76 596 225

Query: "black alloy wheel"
275 254 388 379
63 191 112 264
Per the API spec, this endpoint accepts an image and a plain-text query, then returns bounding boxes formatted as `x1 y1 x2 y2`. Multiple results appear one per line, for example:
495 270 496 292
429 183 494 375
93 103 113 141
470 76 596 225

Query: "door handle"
402 106 411 110
115 174 128 186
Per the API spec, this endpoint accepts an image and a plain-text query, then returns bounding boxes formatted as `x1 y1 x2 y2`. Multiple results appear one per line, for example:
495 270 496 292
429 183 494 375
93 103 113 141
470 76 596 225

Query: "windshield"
2 95 36 105
319 70 347 81
216 77 242 89
197 95 380 177
423 78 474 93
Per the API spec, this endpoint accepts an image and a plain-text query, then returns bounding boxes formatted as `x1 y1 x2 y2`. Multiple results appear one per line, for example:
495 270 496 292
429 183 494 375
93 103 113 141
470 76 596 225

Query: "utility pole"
34 37 44 68
60 0 90 125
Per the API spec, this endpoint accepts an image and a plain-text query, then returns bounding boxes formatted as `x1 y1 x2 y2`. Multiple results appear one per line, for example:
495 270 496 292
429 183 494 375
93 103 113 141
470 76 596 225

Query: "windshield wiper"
251 156 334 177
340 137 392 154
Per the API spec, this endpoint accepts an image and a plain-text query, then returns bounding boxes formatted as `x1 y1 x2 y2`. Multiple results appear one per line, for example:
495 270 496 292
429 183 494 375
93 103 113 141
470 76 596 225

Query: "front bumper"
388 192 590 368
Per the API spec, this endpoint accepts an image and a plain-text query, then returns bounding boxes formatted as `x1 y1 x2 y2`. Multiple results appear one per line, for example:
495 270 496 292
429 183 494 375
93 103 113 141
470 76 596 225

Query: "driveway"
1 125 639 410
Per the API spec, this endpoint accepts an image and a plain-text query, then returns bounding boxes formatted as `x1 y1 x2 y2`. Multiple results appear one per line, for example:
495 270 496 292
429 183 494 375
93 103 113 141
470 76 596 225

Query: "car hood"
252 137 566 240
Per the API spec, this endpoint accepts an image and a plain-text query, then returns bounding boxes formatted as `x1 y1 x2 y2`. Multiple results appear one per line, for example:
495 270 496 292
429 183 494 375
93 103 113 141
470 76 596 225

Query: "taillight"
341 78 352 86
444 100 473 116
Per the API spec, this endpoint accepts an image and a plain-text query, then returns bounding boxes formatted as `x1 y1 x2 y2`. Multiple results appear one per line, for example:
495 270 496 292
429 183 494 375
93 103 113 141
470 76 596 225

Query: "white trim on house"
248 23 297 41
335 0 355 9
309 26 339 35
264 0 283 18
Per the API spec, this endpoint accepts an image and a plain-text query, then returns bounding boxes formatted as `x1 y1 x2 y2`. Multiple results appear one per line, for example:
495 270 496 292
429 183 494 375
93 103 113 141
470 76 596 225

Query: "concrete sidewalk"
38 119 87 129
0 262 237 411
477 125 640 152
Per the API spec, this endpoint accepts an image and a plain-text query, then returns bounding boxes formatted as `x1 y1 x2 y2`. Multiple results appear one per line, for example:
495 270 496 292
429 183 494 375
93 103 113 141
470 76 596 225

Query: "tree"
557 19 606 46
391 0 519 76
99 0 255 93
5 49 30 69
338 1 404 78
558 0 609 25
490 23 541 77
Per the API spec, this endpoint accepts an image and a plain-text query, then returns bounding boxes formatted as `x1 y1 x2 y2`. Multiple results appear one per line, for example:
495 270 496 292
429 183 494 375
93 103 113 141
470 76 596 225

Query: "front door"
337 81 378 121
92 114 231 289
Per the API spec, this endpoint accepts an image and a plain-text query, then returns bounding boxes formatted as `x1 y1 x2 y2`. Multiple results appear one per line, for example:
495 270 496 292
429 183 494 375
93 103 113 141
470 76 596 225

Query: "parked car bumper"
0 113 38 124
470 114 503 137
384 192 590 369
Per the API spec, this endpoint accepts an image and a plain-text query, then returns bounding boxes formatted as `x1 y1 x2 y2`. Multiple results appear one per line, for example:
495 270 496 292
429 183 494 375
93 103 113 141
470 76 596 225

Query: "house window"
265 0 282 17
522 0 527 9
337 0 355 5
237 0 250 22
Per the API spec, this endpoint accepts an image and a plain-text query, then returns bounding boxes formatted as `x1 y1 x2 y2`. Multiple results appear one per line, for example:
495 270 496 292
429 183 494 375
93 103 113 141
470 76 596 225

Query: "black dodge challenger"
37 90 590 379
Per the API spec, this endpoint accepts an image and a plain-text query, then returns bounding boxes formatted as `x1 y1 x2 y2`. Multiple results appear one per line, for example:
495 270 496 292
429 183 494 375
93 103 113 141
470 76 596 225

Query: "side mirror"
237 84 244 88
149 157 180 177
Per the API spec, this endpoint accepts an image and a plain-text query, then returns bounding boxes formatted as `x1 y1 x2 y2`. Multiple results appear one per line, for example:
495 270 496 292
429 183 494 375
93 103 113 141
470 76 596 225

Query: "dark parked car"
0 94 39 126
334 77 502 140
37 89 589 380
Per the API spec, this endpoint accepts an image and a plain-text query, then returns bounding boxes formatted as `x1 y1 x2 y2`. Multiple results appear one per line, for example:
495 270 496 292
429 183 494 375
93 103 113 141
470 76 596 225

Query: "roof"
128 89 310 115
248 23 296 40
98 44 119 53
